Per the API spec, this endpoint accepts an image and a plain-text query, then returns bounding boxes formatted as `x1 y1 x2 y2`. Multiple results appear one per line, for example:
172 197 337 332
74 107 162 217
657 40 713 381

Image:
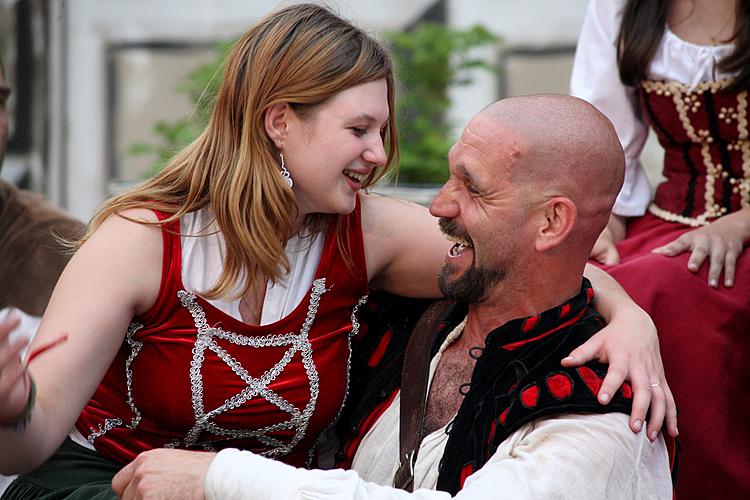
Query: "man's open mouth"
446 234 473 257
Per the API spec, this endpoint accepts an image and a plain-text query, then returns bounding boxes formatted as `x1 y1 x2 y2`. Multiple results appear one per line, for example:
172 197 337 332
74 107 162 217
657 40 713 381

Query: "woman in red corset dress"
0 3 673 499
572 0 750 498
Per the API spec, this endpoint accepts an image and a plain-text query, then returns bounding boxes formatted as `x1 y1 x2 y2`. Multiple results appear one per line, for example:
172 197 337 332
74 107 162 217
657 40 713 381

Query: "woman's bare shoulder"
359 192 448 297
78 207 167 313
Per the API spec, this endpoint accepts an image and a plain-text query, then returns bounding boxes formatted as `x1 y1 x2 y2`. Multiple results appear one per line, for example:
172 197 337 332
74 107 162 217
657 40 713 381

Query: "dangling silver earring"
279 152 293 188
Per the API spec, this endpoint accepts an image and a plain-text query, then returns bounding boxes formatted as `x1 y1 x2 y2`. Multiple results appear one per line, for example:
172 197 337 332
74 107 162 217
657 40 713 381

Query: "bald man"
112 95 672 499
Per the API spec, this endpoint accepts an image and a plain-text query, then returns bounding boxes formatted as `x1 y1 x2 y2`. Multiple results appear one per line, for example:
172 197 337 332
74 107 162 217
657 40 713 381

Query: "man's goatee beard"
439 261 506 303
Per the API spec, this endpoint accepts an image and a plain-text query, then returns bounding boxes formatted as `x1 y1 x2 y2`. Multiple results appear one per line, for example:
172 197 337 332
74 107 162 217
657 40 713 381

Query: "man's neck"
462 274 583 345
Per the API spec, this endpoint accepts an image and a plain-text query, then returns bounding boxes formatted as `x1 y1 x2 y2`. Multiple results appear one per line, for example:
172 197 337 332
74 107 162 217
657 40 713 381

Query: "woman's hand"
0 312 31 424
652 208 750 288
578 264 678 441
590 214 627 266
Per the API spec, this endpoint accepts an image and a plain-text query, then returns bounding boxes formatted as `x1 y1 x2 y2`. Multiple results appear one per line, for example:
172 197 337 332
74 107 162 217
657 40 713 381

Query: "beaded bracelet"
0 374 36 432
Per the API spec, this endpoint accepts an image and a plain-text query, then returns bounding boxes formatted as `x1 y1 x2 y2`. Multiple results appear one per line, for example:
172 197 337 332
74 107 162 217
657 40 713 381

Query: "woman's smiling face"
281 79 390 217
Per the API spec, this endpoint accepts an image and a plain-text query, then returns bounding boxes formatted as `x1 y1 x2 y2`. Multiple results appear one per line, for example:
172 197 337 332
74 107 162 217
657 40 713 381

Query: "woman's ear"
264 103 290 149
535 197 577 252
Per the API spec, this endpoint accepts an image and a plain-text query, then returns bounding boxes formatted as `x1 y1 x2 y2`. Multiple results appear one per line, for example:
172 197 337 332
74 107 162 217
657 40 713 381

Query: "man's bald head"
473 94 625 250
431 94 624 313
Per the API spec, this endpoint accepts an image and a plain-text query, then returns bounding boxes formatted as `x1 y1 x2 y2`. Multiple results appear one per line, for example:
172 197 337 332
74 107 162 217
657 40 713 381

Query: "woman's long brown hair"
78 4 399 300
617 0 750 89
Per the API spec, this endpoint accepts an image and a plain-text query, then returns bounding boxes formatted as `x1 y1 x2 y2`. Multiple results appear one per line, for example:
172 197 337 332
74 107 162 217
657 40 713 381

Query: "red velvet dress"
599 79 750 499
75 203 369 468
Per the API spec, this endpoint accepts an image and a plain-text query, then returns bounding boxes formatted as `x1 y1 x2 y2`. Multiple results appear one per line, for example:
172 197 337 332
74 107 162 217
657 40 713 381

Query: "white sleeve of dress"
570 0 653 217
204 413 671 500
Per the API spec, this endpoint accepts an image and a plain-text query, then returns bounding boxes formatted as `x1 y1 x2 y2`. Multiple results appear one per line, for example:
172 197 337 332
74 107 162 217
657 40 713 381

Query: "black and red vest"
337 281 674 494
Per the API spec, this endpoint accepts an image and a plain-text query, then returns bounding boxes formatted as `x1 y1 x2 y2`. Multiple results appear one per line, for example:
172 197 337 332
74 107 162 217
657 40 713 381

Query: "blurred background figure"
571 0 750 498
0 51 83 317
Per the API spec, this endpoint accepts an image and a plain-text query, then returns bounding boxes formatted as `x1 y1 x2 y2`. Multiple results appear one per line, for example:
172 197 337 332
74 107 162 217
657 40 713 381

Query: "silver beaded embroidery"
349 295 368 339
336 295 368 417
87 322 145 444
123 323 144 429
87 417 123 444
173 278 329 457
308 294 368 468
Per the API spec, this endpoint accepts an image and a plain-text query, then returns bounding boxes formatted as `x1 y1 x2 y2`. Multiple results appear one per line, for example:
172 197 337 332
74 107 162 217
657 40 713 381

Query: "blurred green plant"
128 41 233 176
388 22 497 184
130 25 497 183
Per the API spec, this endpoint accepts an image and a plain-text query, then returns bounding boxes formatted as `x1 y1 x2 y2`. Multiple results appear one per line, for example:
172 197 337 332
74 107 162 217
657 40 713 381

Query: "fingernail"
688 263 698 271
599 392 610 404
650 431 658 441
633 419 642 432
562 356 575 363
725 279 733 287
709 279 718 288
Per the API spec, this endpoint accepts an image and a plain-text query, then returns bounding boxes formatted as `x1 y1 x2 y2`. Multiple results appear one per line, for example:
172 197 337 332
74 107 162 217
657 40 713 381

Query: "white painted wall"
54 0 663 217
442 0 663 186
445 0 589 138
57 0 435 219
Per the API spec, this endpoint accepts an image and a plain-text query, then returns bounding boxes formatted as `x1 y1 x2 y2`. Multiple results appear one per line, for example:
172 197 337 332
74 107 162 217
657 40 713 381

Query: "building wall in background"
54 0 436 218
3 0 662 218
445 0 664 193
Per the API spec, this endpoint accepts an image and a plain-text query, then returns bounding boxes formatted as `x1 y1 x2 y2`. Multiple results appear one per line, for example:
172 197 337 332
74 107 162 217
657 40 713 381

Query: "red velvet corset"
639 78 750 226
75 202 369 467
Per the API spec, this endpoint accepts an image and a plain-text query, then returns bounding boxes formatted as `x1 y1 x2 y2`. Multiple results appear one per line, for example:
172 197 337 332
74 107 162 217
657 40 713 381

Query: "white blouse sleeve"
570 0 653 217
456 413 671 499
204 413 671 499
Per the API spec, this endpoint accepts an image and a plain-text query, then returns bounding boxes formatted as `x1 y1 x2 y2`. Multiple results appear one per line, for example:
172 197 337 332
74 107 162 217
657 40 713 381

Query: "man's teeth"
344 171 367 183
449 242 470 257
446 234 470 247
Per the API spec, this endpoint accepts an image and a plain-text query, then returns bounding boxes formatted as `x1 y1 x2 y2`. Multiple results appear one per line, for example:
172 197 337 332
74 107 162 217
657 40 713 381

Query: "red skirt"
597 213 750 500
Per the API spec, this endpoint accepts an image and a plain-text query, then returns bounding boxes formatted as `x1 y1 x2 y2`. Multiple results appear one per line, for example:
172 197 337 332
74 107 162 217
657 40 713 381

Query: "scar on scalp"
508 147 523 164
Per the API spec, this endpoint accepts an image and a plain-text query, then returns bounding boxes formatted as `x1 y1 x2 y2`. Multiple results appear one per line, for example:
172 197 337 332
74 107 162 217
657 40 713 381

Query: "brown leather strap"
393 299 453 491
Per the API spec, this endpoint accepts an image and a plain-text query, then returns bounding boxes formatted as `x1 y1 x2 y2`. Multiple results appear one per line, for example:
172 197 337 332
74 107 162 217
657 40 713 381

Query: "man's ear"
535 197 577 252
264 103 291 149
